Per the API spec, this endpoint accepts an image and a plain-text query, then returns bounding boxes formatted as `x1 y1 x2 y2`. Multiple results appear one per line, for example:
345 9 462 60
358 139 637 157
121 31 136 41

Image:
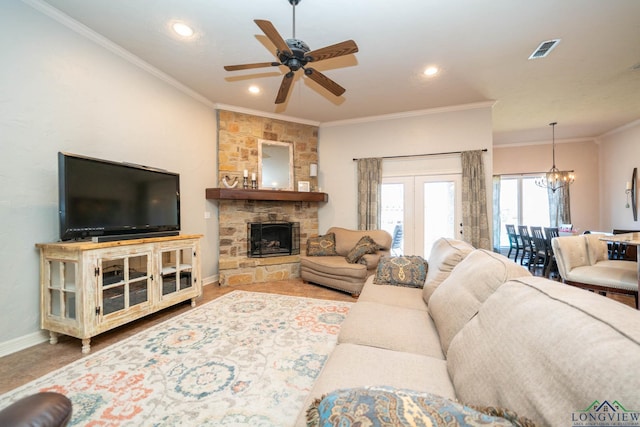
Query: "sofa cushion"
358 275 427 311
584 233 609 264
293 343 455 427
422 238 475 304
307 386 523 427
306 232 338 256
300 256 367 280
345 235 381 263
373 255 428 288
552 235 590 273
338 301 443 358
446 276 640 427
428 249 531 355
594 259 638 271
328 227 392 256
565 265 638 291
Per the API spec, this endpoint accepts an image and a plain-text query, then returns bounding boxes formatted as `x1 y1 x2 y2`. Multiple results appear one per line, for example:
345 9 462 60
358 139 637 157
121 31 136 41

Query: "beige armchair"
300 227 392 297
552 234 638 308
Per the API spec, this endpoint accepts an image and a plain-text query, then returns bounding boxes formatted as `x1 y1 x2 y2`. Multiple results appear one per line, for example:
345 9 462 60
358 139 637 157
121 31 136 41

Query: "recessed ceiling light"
423 66 439 76
248 85 261 94
172 22 194 38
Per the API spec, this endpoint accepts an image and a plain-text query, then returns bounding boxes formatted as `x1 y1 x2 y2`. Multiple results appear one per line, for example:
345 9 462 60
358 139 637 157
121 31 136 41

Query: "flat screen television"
58 152 180 241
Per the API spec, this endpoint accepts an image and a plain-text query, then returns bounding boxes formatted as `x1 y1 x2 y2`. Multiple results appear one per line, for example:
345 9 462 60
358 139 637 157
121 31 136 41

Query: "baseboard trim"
0 331 49 358
1 275 221 358
203 274 219 286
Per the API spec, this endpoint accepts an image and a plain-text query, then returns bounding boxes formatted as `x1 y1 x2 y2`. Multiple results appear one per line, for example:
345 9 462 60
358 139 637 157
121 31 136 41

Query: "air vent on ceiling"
529 39 561 59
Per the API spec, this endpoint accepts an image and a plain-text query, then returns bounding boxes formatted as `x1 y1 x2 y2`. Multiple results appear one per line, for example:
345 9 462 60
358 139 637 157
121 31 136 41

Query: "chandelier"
535 122 575 193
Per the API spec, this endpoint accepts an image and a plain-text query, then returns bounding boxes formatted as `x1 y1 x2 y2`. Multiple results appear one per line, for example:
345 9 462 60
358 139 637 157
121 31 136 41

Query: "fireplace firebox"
247 221 300 258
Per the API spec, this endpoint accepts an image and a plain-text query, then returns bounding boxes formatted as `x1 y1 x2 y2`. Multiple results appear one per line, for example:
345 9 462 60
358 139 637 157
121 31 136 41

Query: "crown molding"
214 103 320 127
320 101 496 128
495 136 596 149
598 118 640 140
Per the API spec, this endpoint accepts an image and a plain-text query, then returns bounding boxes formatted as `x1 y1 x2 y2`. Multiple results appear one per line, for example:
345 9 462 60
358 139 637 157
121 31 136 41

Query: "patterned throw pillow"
306 233 338 256
374 255 429 288
307 386 535 427
345 235 380 264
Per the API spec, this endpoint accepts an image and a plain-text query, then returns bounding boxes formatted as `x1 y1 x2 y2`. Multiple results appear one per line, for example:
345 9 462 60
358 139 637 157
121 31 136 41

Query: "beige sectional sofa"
552 233 639 308
296 237 640 426
300 227 392 296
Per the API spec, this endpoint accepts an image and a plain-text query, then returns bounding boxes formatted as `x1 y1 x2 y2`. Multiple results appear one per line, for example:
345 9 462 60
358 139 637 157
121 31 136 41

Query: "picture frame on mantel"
298 181 310 192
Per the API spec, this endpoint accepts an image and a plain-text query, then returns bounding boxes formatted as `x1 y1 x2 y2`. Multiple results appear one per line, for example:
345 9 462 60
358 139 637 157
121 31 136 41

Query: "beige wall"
493 140 600 233
599 120 640 231
0 2 217 353
318 104 494 231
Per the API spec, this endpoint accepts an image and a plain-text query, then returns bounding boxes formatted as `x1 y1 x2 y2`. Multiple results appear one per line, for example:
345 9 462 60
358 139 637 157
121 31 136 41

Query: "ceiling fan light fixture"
223 0 358 105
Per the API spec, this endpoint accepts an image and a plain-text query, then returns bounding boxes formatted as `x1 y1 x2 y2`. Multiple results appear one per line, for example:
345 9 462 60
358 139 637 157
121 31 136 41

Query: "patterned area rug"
0 291 352 426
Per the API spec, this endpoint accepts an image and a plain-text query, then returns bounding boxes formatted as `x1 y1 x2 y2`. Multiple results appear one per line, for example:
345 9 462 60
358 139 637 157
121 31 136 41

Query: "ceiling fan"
223 0 359 104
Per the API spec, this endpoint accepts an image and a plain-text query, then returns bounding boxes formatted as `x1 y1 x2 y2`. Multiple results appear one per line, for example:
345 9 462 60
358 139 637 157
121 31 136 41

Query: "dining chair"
505 224 521 261
544 227 559 277
530 226 549 275
517 225 533 266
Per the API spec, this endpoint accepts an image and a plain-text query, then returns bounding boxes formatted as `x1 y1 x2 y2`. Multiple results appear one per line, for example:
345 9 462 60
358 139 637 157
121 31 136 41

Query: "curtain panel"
357 158 382 230
461 150 491 250
548 186 571 226
492 175 501 252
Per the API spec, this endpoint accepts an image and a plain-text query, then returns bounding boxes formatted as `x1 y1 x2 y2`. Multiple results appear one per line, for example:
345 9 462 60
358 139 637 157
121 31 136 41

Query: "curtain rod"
352 148 488 161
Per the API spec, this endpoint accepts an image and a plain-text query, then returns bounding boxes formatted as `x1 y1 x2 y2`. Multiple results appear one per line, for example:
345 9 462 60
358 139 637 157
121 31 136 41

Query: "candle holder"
243 176 249 189
251 179 257 189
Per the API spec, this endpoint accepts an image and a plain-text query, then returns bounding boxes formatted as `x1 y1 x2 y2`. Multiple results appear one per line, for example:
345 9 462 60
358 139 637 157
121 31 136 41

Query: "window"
498 176 550 247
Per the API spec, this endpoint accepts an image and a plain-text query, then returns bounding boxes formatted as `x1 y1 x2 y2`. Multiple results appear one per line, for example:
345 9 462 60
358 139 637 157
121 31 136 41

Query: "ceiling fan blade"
305 68 346 97
275 72 295 104
224 62 280 71
254 19 292 55
305 40 359 62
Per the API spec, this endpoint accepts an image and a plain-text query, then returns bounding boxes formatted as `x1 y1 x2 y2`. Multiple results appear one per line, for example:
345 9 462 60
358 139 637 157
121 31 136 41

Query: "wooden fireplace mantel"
205 188 328 203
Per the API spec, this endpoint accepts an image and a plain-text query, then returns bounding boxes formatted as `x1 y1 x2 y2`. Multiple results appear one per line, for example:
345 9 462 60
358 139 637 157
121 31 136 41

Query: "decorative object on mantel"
628 168 638 220
221 175 239 189
298 181 310 192
243 169 249 189
535 122 575 193
251 172 258 189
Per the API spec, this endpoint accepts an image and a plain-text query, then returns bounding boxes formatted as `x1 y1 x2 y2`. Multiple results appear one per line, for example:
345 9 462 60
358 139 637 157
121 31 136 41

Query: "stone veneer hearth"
216 110 320 286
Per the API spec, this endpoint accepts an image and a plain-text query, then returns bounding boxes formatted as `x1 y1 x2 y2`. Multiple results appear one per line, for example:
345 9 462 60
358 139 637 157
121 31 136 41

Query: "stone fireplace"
214 110 320 286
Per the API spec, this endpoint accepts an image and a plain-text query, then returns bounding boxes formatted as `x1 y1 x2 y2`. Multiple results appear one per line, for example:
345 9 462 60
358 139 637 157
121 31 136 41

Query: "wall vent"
529 39 561 59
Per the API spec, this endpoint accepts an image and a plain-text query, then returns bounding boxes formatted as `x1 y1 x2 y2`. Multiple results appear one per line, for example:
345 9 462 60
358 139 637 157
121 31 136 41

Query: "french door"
381 174 462 258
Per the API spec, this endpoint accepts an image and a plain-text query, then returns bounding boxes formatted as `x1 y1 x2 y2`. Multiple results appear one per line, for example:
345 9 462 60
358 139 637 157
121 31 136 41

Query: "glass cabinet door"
45 260 77 320
100 254 151 316
159 247 194 298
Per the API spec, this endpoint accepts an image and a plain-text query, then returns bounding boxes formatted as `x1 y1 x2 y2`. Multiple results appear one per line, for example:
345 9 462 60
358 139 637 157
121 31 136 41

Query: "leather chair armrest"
0 392 72 427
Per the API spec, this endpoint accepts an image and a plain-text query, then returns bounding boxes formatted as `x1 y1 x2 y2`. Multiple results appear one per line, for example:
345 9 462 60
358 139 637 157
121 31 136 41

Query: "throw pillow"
306 233 338 256
345 235 380 264
307 386 535 427
373 255 428 288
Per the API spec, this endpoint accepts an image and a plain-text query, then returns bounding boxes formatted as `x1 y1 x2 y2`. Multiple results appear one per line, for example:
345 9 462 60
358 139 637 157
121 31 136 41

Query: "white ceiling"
38 0 640 145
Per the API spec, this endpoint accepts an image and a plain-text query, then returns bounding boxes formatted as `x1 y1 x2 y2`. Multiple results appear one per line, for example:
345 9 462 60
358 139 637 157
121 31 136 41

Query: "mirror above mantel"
258 139 293 191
